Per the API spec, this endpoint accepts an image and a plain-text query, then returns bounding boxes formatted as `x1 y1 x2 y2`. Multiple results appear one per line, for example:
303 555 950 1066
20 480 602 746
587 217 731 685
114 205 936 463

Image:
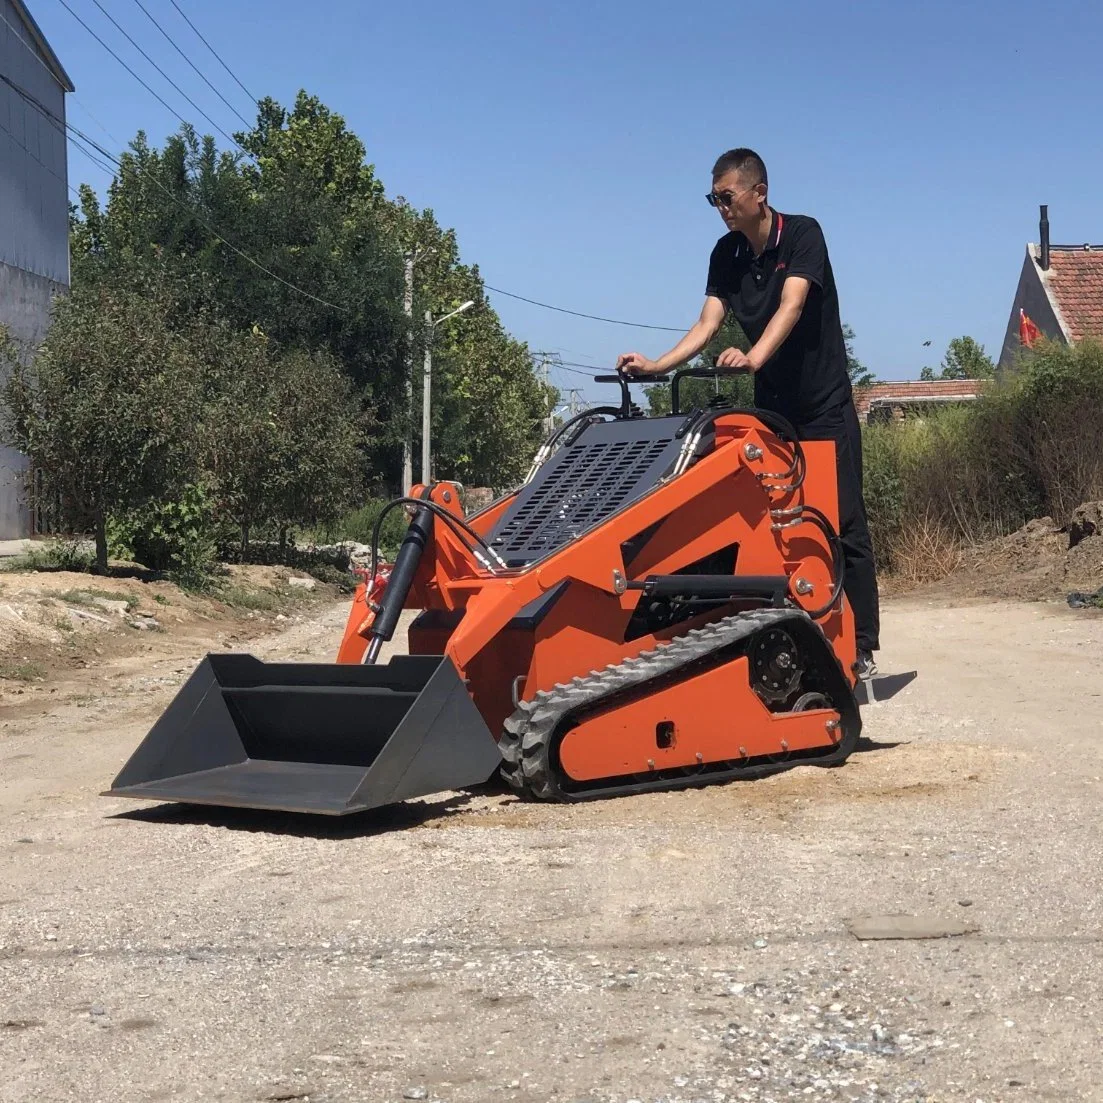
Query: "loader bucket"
105 653 503 815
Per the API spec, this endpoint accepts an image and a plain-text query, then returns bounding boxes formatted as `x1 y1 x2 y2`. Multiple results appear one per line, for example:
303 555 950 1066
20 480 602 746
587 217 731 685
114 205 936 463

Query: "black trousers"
790 400 881 652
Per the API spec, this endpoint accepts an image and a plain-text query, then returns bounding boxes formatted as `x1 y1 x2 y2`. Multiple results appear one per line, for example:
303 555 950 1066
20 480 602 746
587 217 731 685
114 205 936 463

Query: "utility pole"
401 253 416 493
421 307 433 485
533 351 556 435
421 300 475 484
542 359 554 435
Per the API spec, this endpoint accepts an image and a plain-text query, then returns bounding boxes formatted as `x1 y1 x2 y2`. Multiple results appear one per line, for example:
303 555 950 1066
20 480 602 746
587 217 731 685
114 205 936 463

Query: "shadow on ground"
111 790 493 838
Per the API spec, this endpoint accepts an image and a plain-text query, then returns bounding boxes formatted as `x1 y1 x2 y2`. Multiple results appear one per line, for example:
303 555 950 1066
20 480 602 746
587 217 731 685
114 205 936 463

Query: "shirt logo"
776 261 787 272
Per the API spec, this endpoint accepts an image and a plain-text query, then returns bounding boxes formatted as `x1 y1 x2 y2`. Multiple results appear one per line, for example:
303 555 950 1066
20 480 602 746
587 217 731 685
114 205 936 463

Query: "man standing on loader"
617 147 880 675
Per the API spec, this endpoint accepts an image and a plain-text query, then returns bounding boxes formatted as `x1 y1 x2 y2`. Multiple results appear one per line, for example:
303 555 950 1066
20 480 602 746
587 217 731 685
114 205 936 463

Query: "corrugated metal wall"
0 0 70 537
0 0 70 285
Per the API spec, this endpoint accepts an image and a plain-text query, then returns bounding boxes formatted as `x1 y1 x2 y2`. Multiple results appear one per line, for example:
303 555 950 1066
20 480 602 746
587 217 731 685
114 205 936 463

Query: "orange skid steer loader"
106 369 863 815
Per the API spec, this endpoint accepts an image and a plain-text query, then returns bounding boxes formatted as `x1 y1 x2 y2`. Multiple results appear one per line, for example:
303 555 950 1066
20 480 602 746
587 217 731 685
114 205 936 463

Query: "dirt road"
2 596 1102 1103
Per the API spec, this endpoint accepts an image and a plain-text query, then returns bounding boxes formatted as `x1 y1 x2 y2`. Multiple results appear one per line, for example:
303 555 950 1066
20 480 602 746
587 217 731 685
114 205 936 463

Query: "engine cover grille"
489 417 684 566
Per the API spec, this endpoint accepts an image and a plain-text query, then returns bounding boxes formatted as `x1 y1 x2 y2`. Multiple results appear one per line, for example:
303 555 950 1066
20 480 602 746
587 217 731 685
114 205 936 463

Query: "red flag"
1019 308 1041 347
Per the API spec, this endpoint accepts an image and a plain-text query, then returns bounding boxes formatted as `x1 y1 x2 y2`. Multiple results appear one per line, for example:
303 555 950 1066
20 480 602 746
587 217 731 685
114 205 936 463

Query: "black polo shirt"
705 210 851 423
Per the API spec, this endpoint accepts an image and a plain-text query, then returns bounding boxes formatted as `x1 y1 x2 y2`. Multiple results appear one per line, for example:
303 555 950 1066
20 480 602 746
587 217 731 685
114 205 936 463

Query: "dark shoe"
855 650 878 679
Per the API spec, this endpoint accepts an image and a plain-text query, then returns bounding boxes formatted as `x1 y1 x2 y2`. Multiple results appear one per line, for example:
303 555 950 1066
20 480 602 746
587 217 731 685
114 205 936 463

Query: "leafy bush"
0 537 95 575
2 287 205 573
863 339 1103 580
1009 339 1103 520
860 421 906 570
314 498 410 560
118 483 220 582
200 330 368 552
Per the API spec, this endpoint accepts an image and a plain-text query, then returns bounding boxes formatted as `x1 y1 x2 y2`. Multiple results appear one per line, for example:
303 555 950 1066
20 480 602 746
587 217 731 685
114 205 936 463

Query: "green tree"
844 323 876 387
1 286 205 572
191 323 368 552
67 93 549 493
920 336 996 380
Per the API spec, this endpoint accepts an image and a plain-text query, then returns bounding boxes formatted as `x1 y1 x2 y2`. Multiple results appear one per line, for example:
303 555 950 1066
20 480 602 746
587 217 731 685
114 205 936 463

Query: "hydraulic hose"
367 502 434 653
366 495 505 602
525 407 621 482
789 504 847 621
675 404 807 489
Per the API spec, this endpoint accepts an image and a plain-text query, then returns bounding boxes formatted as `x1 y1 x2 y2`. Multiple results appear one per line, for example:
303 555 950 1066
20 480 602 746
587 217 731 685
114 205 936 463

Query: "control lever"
593 373 670 419
670 360 751 415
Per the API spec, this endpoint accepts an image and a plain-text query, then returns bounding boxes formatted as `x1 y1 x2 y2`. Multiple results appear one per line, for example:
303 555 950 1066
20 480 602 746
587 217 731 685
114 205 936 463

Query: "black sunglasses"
705 184 758 209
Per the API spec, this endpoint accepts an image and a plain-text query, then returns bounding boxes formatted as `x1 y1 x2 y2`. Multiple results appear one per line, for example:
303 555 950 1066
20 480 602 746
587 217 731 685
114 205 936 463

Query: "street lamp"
421 300 475 484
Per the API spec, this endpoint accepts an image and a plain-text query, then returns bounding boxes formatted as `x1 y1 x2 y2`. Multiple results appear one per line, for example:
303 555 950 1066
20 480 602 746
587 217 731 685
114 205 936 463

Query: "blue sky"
22 0 1103 399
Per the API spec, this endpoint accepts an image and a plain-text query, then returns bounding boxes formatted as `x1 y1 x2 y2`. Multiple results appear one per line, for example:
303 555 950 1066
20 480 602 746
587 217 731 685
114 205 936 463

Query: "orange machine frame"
337 413 855 776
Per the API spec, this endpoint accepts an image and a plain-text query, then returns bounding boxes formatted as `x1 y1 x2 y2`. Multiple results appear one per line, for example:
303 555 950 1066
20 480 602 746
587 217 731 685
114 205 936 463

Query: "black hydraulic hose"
682 404 807 489
736 406 806 487
391 495 500 560
362 492 508 664
676 404 842 615
792 504 847 620
368 503 434 649
542 406 620 453
366 495 500 596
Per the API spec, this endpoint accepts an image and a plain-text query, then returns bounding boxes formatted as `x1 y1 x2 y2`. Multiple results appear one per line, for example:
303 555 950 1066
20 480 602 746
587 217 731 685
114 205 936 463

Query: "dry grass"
883 506 964 586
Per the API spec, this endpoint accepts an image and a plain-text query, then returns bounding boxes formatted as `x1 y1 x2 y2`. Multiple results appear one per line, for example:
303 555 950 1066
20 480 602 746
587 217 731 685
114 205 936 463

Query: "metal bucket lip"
106 760 378 815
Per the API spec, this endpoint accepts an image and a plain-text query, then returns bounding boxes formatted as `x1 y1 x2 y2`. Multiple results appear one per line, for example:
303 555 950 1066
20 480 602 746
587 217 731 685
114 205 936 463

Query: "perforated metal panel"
490 417 685 565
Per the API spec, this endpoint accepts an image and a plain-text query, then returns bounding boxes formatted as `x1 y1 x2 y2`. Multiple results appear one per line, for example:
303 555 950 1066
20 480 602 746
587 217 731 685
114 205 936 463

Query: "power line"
81 0 243 150
551 362 599 378
130 0 253 130
54 0 238 153
0 71 346 314
168 0 256 105
51 0 185 125
70 97 122 147
484 284 684 332
1 4 122 161
560 363 613 377
67 131 118 177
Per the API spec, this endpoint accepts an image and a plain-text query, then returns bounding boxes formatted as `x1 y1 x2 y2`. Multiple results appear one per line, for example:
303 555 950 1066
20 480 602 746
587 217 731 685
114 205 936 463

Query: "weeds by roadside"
59 589 135 610
0 661 46 682
0 539 94 575
864 339 1103 585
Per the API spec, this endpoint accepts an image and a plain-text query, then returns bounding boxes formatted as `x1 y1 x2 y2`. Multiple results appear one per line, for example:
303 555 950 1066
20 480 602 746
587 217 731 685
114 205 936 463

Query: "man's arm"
617 296 727 376
716 276 811 371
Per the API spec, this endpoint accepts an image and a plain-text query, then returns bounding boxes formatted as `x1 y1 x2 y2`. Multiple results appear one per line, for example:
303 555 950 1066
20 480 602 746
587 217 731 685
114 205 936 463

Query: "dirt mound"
926 502 1103 603
0 564 343 694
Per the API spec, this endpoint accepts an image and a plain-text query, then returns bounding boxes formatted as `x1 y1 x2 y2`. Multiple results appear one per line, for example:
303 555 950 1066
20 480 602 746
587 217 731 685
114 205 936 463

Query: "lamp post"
422 300 474 484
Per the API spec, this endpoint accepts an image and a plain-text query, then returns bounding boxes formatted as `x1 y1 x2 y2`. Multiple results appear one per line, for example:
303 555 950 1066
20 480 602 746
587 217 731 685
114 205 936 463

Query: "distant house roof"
853 380 987 423
1040 245 1103 342
9 0 74 92
999 211 1103 369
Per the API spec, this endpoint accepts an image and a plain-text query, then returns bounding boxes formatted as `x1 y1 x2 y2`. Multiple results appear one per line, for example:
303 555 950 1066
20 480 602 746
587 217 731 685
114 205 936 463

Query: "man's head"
708 148 768 232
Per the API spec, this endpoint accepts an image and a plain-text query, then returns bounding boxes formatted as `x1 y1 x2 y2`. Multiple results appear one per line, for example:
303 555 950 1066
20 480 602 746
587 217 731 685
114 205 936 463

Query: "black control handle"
593 373 671 418
671 361 750 415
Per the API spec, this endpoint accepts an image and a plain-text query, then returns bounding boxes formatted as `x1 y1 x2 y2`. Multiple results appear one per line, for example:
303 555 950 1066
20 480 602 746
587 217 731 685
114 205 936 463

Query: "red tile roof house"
855 206 1103 423
853 379 987 424
998 204 1103 369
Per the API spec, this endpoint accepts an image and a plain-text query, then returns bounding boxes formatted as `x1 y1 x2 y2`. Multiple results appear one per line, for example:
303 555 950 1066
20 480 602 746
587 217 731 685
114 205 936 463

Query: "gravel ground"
2 596 1102 1103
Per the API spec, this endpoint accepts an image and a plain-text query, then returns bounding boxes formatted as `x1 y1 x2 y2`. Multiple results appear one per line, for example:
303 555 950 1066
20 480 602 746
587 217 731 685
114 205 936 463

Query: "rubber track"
499 608 855 802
